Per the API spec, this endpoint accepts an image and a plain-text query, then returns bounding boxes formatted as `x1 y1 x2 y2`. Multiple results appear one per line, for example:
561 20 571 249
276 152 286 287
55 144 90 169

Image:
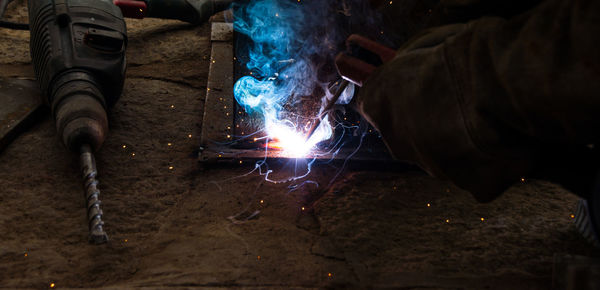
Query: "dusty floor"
1 2 599 289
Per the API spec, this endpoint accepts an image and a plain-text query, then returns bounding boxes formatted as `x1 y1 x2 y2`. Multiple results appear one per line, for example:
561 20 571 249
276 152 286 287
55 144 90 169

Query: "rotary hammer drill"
27 0 232 244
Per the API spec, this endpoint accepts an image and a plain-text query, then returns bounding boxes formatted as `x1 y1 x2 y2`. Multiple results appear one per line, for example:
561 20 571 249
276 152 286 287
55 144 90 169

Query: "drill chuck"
52 73 108 151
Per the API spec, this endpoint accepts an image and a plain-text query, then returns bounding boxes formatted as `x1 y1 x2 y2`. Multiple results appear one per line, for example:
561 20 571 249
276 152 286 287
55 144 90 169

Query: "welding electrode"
28 0 128 244
304 35 397 143
304 80 350 143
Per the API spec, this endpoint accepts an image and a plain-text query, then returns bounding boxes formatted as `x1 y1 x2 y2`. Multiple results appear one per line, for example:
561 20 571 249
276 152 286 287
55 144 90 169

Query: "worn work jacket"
361 0 600 202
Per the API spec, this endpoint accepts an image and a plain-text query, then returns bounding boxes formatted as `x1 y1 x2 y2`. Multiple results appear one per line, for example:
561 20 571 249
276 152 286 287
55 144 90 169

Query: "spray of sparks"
232 0 339 158
216 0 386 187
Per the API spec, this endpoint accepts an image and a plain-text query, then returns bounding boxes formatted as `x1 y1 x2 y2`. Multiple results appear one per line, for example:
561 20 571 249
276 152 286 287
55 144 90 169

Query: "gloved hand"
336 24 535 202
335 34 396 87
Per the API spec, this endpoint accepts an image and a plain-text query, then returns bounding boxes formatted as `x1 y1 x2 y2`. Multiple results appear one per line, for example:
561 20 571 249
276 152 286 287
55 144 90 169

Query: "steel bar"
304 79 350 142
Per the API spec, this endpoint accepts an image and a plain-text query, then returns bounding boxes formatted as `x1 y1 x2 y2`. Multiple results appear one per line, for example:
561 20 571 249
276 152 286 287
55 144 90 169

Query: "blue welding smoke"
232 0 343 157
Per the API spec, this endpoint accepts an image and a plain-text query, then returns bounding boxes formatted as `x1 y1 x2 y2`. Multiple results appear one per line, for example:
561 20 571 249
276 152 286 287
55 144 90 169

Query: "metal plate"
199 21 393 164
200 22 235 148
0 78 42 152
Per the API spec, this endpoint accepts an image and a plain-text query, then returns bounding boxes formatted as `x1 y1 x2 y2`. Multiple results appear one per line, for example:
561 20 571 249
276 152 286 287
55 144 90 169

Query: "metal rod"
80 144 109 244
304 79 350 142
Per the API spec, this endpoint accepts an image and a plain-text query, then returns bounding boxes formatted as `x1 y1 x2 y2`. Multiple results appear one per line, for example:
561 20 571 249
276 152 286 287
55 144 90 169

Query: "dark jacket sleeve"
358 0 600 201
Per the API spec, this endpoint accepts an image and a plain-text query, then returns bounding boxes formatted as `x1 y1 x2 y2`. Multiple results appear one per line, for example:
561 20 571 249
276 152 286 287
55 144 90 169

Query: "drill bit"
80 144 109 244
304 80 350 142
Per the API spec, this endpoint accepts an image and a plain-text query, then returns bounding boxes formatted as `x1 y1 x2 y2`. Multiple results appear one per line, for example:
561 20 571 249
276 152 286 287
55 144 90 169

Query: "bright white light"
265 115 332 158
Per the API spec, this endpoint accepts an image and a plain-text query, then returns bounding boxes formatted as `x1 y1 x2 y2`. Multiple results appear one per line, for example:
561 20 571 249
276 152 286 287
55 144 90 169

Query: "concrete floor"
0 1 599 288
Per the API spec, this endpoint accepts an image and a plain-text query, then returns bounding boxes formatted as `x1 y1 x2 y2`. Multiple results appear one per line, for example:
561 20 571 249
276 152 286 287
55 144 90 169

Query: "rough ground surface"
1 1 599 289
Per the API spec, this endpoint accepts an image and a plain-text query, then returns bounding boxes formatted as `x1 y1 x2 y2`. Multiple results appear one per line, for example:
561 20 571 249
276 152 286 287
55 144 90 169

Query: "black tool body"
28 0 127 243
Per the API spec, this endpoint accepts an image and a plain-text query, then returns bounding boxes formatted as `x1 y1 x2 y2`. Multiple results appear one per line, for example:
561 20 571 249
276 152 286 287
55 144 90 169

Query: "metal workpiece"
200 22 235 148
198 21 393 165
0 78 42 153
80 144 108 244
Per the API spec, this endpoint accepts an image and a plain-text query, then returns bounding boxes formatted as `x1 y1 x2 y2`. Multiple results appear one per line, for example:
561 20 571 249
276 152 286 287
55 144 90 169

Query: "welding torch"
304 35 396 142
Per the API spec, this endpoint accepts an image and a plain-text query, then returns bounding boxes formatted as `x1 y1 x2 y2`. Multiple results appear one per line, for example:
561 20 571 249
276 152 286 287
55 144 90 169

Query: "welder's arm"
356 0 600 201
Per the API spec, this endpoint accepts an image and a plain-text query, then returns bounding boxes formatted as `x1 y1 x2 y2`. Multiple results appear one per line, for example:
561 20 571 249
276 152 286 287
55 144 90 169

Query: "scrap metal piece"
199 144 392 163
210 22 233 41
80 144 108 244
200 21 235 149
0 77 43 152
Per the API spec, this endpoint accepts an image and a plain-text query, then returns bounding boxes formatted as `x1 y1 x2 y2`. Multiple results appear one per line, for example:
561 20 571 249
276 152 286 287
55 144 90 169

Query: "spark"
262 117 332 157
232 0 336 158
217 0 374 189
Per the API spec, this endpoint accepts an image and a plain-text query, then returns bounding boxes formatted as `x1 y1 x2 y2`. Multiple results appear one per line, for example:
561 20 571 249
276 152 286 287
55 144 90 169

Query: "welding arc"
80 144 109 244
304 80 350 143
